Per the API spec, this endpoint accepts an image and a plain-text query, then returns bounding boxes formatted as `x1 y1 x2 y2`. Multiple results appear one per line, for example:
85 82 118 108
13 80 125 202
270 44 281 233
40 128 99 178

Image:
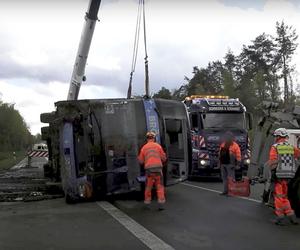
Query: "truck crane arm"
67 0 101 100
248 101 300 179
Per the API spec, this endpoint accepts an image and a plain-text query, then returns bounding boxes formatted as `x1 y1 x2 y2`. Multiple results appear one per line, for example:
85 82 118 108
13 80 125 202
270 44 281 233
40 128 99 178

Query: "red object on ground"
228 177 250 197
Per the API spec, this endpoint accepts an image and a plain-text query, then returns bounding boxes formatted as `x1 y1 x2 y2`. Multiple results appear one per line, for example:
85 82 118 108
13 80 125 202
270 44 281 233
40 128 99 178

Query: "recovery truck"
40 0 191 202
248 101 300 217
184 95 252 178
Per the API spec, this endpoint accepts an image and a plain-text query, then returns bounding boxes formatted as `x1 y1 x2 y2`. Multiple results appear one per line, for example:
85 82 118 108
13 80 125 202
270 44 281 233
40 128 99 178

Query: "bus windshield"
201 113 245 129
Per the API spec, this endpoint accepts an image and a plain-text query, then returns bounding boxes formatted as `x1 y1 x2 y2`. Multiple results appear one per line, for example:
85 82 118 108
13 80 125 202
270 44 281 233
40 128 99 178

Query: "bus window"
165 119 184 160
190 113 198 131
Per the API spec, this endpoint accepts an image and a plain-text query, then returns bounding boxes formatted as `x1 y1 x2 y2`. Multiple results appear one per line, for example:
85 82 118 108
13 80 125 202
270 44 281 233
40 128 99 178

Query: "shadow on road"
188 176 222 183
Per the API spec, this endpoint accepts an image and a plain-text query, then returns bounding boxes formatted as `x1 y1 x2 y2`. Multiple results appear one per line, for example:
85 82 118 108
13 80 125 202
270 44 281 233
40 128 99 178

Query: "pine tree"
275 21 298 105
153 87 172 99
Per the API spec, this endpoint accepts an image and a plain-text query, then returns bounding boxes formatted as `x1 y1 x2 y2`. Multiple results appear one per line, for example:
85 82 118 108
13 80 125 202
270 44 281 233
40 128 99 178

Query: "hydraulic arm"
67 0 101 100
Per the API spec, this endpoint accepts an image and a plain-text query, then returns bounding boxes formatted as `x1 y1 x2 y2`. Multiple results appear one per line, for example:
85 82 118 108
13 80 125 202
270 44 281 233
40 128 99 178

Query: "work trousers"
144 172 165 204
221 164 235 194
274 179 294 217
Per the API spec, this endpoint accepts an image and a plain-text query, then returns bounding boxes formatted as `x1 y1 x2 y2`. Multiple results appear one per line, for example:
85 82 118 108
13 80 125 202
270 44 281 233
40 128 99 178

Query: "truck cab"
184 95 252 178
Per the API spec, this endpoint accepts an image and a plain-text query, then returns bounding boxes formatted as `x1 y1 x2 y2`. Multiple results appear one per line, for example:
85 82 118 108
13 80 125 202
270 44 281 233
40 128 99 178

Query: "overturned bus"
41 98 191 202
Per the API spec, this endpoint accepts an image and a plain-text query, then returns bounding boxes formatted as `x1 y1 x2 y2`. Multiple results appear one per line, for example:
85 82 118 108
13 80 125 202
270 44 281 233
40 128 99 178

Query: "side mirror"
246 112 253 130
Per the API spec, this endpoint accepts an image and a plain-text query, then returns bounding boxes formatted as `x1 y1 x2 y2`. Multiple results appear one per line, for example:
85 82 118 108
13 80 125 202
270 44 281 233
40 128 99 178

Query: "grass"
0 151 26 171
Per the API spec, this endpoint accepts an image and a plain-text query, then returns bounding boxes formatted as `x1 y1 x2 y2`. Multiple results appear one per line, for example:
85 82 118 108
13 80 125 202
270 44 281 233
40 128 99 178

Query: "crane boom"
67 0 101 100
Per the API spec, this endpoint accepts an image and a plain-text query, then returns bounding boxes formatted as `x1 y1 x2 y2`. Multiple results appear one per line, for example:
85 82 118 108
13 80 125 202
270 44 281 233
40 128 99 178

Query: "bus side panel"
155 99 190 185
99 100 144 194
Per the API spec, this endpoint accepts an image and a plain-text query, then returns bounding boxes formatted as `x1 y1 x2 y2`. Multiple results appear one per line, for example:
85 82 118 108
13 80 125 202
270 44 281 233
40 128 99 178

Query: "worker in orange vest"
268 128 300 225
138 131 167 210
219 131 241 195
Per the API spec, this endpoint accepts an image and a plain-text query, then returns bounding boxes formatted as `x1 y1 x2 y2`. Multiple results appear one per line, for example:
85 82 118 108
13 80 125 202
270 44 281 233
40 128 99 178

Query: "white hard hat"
146 131 156 139
273 128 288 138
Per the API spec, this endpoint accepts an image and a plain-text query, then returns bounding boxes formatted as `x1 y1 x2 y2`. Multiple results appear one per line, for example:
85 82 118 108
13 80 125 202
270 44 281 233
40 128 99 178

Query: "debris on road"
0 157 63 202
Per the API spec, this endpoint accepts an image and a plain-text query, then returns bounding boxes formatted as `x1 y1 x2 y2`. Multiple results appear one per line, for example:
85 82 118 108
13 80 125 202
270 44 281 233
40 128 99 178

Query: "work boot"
288 215 299 225
143 201 151 210
219 192 228 196
273 217 285 226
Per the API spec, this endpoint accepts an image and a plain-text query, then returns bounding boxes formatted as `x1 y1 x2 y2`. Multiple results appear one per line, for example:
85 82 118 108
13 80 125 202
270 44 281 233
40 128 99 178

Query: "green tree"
0 101 33 152
239 33 280 101
185 62 224 96
153 87 172 99
237 78 258 113
275 21 298 105
222 70 236 97
223 50 238 97
224 49 236 74
174 21 298 111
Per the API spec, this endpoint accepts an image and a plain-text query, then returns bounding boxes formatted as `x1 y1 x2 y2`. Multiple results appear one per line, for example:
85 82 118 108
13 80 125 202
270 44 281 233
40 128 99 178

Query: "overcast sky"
0 0 300 134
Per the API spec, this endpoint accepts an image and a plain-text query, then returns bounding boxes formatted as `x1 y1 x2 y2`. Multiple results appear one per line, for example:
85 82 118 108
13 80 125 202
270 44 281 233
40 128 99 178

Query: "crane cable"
127 0 142 99
142 0 150 98
127 0 150 99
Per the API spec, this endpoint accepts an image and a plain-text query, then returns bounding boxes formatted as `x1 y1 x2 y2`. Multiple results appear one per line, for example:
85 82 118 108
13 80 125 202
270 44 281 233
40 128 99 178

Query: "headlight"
244 159 250 165
78 184 85 197
200 160 207 165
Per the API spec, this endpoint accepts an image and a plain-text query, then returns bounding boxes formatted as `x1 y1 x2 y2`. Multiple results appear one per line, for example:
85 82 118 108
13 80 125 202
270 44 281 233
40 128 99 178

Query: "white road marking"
238 196 262 203
182 182 222 194
96 201 174 250
181 182 261 203
10 157 28 170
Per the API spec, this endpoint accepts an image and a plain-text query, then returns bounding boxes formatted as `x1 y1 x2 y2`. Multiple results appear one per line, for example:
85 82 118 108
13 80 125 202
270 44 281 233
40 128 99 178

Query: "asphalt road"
1 179 300 250
0 199 149 250
115 181 300 250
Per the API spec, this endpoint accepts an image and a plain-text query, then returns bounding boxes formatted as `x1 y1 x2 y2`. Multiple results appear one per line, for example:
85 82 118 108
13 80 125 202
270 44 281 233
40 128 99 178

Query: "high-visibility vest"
275 142 297 179
219 141 241 164
138 142 166 170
